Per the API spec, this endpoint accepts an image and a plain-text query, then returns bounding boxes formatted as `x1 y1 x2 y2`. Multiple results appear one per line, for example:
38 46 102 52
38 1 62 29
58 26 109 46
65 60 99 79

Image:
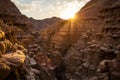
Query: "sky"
11 0 90 20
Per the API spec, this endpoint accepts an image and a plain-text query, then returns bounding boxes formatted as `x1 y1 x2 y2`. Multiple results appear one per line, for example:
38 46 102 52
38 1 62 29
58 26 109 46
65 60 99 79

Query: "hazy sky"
11 0 90 19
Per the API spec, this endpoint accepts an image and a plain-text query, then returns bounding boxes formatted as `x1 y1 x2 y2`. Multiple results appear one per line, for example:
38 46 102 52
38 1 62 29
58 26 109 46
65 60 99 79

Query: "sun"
60 7 78 20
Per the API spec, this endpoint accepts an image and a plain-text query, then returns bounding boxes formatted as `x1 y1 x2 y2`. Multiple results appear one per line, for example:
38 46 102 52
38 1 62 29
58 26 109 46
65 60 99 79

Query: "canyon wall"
65 0 120 80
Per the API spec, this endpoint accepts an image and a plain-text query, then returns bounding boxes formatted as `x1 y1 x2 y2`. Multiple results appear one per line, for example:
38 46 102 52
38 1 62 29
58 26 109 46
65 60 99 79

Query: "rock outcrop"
0 22 26 80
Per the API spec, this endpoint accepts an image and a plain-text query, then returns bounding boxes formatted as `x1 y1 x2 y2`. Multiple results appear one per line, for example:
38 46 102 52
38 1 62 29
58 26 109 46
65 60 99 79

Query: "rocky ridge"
29 17 62 31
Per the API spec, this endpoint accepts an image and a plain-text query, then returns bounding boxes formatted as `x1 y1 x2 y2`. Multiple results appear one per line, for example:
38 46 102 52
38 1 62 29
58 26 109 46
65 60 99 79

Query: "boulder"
30 58 37 66
2 50 25 67
30 67 40 75
97 60 110 73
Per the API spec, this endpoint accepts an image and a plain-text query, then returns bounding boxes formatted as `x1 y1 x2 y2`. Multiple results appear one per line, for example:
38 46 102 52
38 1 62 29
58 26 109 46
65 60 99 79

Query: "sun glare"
60 7 78 20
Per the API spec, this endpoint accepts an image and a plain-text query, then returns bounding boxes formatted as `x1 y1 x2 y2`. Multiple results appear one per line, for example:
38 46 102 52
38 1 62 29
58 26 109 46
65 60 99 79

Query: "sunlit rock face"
0 21 26 80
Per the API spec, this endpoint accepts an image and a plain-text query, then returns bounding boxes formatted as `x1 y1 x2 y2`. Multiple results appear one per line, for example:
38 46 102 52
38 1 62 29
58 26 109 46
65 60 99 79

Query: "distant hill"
29 17 62 30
